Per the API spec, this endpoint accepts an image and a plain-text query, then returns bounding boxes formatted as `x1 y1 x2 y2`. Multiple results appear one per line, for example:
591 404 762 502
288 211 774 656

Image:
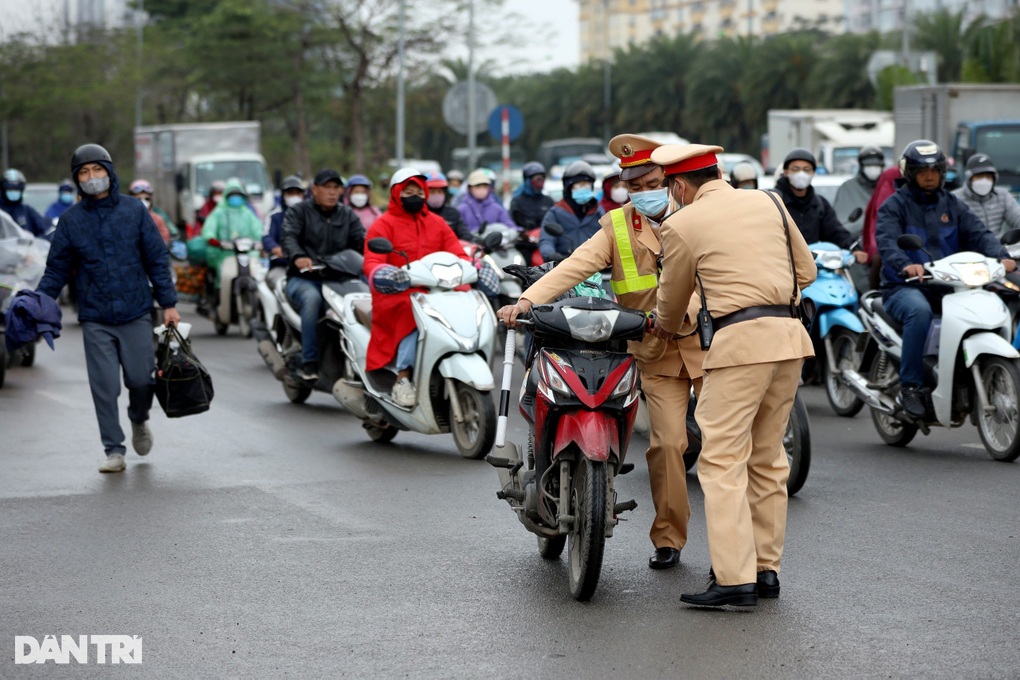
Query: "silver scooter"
332 235 499 458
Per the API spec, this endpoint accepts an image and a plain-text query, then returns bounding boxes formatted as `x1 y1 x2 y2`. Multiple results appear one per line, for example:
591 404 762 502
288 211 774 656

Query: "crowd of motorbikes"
7 196 1020 601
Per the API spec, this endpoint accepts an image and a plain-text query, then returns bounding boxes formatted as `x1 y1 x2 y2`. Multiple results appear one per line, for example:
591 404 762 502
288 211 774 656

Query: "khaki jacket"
522 203 703 378
656 181 816 370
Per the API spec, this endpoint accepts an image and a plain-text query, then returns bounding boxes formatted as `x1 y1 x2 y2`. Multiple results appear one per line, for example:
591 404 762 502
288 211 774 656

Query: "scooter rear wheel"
824 328 864 417
568 458 608 601
365 424 398 443
537 535 566 559
976 356 1020 462
283 379 312 404
785 391 812 496
869 354 918 447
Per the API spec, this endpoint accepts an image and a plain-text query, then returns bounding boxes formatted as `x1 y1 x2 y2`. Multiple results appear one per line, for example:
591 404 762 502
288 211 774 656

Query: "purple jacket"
456 193 518 234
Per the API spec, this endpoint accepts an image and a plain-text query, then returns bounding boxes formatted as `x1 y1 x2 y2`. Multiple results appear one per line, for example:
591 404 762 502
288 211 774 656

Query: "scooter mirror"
847 207 863 223
544 223 565 237
897 234 925 251
482 231 503 251
367 237 394 254
1001 229 1020 246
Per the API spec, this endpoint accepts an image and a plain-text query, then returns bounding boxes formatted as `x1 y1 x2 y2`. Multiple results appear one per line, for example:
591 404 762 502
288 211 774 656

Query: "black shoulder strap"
760 189 799 309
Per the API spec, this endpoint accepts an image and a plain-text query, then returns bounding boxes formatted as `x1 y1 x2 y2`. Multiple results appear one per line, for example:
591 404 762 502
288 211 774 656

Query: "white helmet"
389 167 426 189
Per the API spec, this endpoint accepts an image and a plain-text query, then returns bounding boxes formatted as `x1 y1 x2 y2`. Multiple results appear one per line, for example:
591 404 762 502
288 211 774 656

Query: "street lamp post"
135 0 143 128
396 0 406 166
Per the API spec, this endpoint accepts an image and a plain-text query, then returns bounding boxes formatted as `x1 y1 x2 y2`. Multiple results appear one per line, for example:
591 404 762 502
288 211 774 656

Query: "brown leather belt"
712 304 796 332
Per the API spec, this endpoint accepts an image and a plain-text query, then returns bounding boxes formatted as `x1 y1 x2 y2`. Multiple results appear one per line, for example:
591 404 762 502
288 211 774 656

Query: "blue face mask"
5 190 23 203
628 187 670 218
571 187 594 205
226 194 245 208
59 191 74 205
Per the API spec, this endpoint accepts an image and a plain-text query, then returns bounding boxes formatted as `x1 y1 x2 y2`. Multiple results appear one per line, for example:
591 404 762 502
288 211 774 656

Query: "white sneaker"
99 454 126 473
391 378 417 408
132 422 153 456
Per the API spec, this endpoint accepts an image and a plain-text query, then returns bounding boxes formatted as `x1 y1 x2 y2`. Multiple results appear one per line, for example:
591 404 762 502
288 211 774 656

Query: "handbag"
761 189 815 330
154 325 214 417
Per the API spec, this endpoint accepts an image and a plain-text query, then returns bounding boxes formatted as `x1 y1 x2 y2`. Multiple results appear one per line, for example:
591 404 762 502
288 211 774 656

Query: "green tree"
804 31 880 109
913 9 986 83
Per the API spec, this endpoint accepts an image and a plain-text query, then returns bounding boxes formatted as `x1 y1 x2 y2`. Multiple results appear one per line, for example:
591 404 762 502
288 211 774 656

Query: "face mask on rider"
469 185 489 201
426 193 446 210
571 183 594 205
788 171 813 191
213 194 224 205
401 195 425 213
610 186 629 204
140 198 152 209
80 177 110 196
226 194 245 208
59 191 75 205
970 177 995 197
862 165 883 182
284 194 304 208
349 192 369 208
4 189 23 202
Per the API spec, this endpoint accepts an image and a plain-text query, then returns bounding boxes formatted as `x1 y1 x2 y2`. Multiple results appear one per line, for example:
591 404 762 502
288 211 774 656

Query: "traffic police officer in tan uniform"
649 144 815 608
498 134 704 570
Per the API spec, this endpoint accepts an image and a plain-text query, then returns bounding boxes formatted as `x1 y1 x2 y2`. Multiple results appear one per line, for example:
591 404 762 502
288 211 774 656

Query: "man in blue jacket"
876 140 1014 418
37 143 180 473
1 168 51 241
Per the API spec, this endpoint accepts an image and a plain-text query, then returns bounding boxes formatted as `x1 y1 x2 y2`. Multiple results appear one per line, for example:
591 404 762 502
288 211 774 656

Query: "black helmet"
71 143 112 173
521 161 546 180
2 169 26 191
899 140 946 187
964 153 997 180
563 160 596 186
783 148 816 170
858 145 884 164
280 175 305 192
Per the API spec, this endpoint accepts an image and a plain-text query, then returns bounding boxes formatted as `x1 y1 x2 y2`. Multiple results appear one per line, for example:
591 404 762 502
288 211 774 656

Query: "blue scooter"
804 241 865 417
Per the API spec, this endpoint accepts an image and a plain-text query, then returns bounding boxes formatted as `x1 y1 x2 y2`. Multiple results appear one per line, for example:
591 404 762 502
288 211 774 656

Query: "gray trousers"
81 315 155 455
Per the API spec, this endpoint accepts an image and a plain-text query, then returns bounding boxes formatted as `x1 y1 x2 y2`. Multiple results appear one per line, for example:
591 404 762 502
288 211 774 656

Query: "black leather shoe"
680 582 758 607
899 386 926 418
648 547 681 570
757 570 780 598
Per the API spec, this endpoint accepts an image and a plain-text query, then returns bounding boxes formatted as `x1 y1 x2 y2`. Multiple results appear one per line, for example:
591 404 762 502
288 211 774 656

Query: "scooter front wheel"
785 391 812 496
824 328 864 417
976 356 1020 462
568 458 608 601
537 535 566 559
450 384 496 459
237 289 257 339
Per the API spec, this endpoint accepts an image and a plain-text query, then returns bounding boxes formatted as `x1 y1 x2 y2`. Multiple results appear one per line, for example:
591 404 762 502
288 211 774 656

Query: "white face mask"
349 193 369 208
213 194 224 205
970 178 994 197
140 198 152 209
610 186 629 204
284 194 304 208
789 171 812 191
862 165 883 182
470 186 490 201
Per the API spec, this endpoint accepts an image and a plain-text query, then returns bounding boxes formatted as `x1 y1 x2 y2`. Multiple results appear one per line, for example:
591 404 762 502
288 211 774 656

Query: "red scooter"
488 291 646 601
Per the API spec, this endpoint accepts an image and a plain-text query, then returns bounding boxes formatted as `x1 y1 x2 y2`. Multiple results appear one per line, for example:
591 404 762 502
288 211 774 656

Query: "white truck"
134 122 275 228
893 84 1020 194
765 109 895 174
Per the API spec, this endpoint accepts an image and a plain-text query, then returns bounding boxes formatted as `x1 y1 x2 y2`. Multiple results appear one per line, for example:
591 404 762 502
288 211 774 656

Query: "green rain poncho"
201 178 264 284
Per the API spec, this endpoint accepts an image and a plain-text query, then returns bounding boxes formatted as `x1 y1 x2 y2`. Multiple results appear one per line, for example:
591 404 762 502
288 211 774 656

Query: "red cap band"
663 153 719 176
618 149 654 167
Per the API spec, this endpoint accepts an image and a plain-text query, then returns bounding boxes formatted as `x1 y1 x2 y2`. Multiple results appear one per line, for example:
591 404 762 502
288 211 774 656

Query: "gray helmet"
964 153 997 180
2 169 26 190
281 175 305 192
563 160 596 186
521 161 546 180
783 148 816 170
446 169 465 182
71 143 112 173
858 145 884 165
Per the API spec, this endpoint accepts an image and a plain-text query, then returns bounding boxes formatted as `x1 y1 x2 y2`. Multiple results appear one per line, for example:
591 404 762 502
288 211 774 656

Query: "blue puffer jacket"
37 163 177 324
0 195 51 241
876 182 1008 288
539 199 604 259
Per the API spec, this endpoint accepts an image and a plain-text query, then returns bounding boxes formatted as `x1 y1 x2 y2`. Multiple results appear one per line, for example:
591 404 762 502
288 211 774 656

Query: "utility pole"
396 0 406 165
135 0 143 128
467 0 477 170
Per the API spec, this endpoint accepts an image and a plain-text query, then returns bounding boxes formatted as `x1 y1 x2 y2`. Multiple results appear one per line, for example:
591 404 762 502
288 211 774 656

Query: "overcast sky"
0 0 581 73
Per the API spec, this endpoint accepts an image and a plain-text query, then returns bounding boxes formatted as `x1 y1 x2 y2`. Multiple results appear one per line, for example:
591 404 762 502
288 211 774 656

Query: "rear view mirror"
482 231 503 251
897 234 925 251
367 238 394 255
847 207 863 223
1001 229 1020 246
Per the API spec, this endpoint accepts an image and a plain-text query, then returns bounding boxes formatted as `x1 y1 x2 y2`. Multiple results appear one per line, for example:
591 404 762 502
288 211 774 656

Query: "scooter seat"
352 298 373 328
869 297 904 335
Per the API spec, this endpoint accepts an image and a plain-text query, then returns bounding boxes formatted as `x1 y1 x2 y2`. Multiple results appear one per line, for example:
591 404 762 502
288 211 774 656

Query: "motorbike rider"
193 180 226 236
876 140 1016 418
539 160 605 261
446 169 466 206
1 169 50 240
458 169 518 234
951 154 1020 238
345 174 382 230
599 167 628 213
262 175 305 287
498 134 705 571
425 171 470 239
282 169 365 382
201 178 264 317
129 179 172 245
834 146 885 240
773 149 868 265
509 161 554 231
364 168 498 408
44 179 77 223
730 162 758 190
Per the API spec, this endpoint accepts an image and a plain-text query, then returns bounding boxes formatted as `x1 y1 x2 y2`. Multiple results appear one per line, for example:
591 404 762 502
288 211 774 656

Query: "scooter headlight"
234 237 255 252
538 354 570 401
815 250 844 270
431 263 463 288
611 364 636 398
951 262 991 286
561 307 619 343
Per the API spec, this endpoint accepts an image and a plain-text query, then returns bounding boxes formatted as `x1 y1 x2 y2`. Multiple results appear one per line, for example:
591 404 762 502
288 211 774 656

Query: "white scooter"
207 237 262 337
332 235 500 458
841 233 1020 461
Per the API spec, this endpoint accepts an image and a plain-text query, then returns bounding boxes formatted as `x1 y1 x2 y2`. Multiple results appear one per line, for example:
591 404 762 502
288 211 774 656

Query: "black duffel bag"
155 325 213 417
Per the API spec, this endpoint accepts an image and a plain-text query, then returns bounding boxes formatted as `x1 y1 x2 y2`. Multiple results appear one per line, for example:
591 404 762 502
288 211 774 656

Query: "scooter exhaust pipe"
841 369 897 414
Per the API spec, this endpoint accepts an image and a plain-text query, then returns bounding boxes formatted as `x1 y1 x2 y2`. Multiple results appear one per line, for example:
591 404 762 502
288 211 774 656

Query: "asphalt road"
2 309 1019 678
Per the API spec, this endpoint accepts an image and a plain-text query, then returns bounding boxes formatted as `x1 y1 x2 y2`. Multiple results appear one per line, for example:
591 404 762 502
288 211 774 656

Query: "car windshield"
195 161 271 198
976 126 1020 179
